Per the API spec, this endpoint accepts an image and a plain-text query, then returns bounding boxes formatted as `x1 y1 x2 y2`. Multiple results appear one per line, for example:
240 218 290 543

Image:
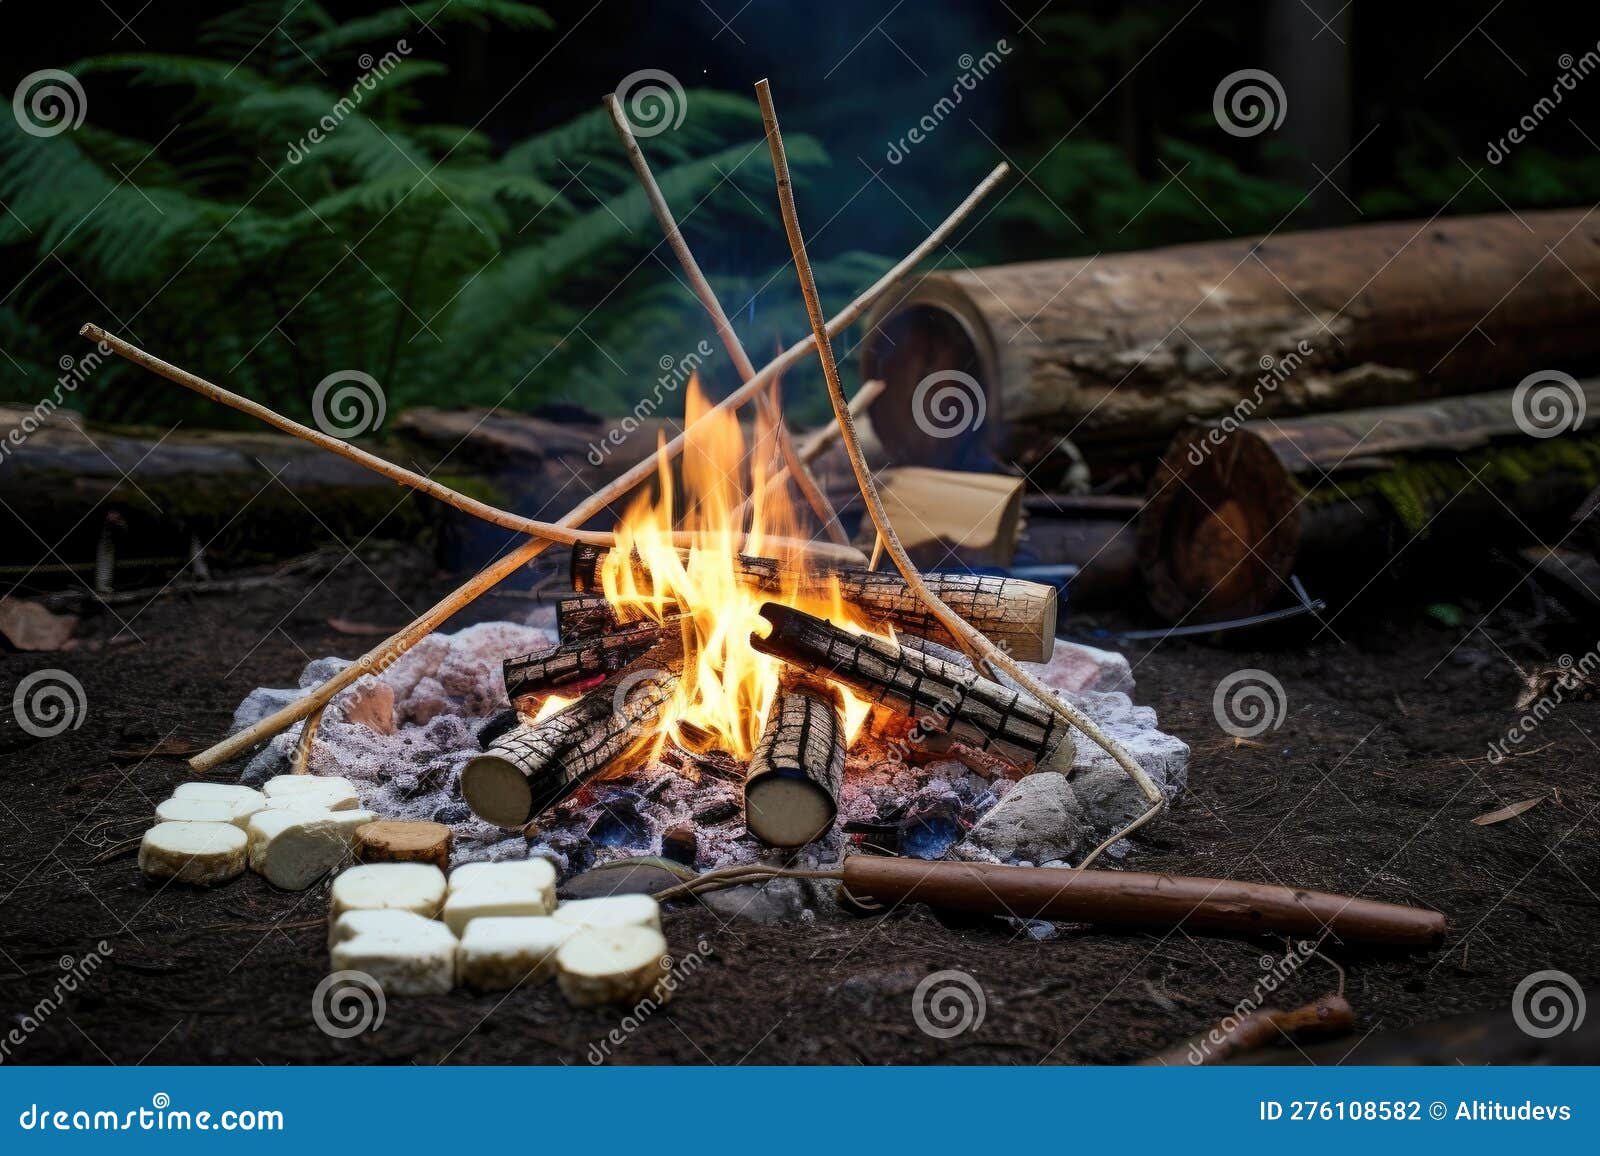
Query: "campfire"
459 373 1072 854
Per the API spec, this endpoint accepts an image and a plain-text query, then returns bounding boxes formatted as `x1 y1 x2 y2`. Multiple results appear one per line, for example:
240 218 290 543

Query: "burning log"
839 857 1447 947
572 544 1058 662
744 674 847 848
860 209 1600 467
1138 380 1600 622
750 603 1074 770
461 669 678 827
502 621 661 701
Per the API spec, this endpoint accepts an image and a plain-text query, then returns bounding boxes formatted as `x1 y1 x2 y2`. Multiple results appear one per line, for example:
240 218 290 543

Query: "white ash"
225 620 1189 897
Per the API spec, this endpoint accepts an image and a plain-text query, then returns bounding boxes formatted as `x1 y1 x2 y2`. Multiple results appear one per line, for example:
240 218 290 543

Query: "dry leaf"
1471 796 1544 826
0 596 78 651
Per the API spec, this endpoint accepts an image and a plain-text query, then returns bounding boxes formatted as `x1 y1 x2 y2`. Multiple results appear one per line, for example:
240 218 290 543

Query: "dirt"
2 547 1597 1066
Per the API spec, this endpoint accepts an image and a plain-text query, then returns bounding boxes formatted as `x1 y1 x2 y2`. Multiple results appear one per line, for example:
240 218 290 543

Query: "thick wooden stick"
754 81 1162 827
840 857 1448 947
503 622 661 700
185 161 1012 772
604 94 848 547
78 324 615 549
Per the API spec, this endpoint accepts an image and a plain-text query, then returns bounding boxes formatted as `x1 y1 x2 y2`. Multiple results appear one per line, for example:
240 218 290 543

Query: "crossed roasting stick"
79 81 1164 867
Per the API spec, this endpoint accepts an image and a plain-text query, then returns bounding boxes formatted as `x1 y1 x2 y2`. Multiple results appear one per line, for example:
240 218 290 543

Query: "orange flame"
599 374 871 759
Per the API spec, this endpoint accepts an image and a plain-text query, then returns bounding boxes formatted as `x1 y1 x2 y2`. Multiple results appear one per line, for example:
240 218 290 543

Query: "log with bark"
1138 379 1600 622
502 621 662 701
744 673 847 848
750 603 1075 769
461 667 679 827
859 209 1600 467
839 857 1447 947
573 544 1058 662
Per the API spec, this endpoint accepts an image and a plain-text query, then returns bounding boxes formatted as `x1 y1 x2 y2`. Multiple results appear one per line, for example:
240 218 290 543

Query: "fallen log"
750 603 1074 769
573 544 1058 662
1139 380 1600 621
860 209 1600 466
744 673 847 848
461 668 679 827
839 857 1447 947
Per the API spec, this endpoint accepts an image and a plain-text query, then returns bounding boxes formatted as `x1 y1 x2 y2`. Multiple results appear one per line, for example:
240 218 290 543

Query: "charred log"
502 621 661 701
744 674 846 848
750 603 1074 770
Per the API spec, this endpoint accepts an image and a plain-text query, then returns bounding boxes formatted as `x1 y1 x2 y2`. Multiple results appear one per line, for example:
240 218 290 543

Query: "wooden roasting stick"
572 545 1058 661
605 93 848 548
180 161 1011 773
744 672 847 848
755 80 1162 864
751 603 1073 769
461 666 679 828
839 857 1448 948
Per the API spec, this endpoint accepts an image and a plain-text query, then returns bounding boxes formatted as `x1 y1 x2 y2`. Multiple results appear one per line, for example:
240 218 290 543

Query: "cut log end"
745 773 837 848
460 753 534 828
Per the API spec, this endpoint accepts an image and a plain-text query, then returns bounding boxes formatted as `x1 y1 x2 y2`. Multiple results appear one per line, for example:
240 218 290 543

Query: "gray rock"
954 771 1089 865
1073 764 1155 837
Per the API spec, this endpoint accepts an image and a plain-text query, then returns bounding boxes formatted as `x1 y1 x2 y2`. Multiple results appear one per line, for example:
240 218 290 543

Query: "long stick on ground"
754 81 1163 845
78 325 616 549
605 94 848 548
187 160 1012 773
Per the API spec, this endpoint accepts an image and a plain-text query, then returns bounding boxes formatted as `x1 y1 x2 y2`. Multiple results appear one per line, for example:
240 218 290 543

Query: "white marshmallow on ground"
247 808 375 890
555 925 671 1007
172 782 264 807
328 908 451 950
139 821 248 886
330 912 457 995
261 774 360 811
154 794 262 829
457 917 574 990
329 863 447 922
442 859 557 936
552 893 662 934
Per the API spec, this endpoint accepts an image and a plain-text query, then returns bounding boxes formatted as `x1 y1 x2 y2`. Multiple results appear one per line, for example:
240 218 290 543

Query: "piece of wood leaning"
744 673 846 848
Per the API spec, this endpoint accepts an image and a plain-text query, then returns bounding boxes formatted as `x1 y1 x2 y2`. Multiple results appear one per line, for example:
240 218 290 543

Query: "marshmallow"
139 821 248 886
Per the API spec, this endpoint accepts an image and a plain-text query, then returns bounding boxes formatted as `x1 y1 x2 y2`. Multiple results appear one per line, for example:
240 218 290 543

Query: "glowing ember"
599 375 873 760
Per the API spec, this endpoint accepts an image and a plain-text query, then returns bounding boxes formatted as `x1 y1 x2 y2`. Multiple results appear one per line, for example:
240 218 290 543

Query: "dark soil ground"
3 545 1597 1066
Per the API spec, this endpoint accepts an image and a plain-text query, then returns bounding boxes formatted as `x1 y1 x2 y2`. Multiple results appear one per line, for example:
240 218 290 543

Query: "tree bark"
750 603 1074 770
502 622 662 701
1139 379 1600 622
860 209 1600 467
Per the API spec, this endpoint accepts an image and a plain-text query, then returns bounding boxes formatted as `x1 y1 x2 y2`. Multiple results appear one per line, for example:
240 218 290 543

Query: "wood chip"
1471 796 1545 825
354 820 452 869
